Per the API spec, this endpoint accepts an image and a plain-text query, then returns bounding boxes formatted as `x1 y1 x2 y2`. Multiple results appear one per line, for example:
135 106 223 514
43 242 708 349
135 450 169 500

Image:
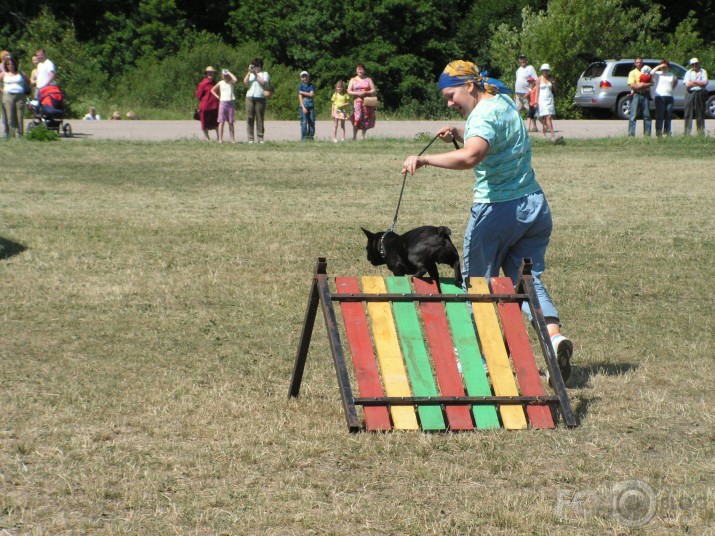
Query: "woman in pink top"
348 63 377 140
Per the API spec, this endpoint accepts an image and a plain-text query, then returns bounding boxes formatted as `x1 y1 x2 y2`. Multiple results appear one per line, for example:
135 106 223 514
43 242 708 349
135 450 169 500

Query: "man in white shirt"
683 57 709 135
514 55 537 119
35 48 56 90
514 54 539 132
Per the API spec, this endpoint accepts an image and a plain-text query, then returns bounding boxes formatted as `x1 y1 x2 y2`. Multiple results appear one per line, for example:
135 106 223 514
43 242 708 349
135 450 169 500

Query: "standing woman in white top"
243 58 270 143
535 64 559 142
211 69 238 144
0 55 31 138
650 60 678 137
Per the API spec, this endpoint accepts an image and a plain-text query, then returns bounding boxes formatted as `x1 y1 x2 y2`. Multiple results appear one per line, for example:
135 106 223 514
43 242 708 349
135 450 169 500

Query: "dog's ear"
361 227 374 239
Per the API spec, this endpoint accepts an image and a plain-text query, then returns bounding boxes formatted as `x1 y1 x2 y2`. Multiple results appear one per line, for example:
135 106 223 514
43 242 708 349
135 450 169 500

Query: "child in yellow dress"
330 80 351 142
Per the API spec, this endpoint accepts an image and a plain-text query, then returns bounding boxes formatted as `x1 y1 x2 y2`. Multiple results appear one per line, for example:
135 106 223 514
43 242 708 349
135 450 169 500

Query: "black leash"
387 134 460 234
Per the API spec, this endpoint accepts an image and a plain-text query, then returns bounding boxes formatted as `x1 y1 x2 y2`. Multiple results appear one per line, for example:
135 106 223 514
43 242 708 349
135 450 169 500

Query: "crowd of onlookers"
195 60 379 143
514 54 710 139
1 49 710 141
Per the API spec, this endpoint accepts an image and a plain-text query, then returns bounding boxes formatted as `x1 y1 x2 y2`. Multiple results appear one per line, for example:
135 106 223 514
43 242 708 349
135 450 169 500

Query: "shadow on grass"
0 237 28 260
566 362 640 424
570 361 640 389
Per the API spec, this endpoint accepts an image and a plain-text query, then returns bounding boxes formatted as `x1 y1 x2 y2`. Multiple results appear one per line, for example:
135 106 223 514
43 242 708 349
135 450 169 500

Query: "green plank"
440 279 501 429
386 277 446 431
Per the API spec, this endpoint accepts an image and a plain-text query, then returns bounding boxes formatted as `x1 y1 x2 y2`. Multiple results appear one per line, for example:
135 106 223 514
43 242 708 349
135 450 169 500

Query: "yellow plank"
361 276 419 430
468 277 527 430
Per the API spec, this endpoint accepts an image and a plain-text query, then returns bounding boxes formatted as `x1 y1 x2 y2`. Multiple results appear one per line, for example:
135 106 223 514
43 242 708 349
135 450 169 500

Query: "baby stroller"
27 85 72 137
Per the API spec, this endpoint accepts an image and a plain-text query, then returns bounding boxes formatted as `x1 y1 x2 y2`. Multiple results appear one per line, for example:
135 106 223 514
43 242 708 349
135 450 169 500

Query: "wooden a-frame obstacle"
289 257 577 432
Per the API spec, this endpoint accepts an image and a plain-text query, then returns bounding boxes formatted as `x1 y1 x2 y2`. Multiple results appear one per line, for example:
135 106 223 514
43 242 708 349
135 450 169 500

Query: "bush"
24 124 59 142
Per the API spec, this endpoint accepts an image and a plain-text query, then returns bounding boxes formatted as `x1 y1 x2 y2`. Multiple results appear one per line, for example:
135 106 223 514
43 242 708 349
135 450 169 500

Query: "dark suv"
574 58 715 119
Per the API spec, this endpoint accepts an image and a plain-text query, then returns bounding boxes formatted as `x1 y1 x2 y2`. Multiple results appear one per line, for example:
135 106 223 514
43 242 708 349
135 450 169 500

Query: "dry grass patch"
0 138 713 535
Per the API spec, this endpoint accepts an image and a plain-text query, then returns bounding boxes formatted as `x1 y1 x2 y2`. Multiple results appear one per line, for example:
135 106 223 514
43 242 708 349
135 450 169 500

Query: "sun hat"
540 64 551 71
300 71 309 77
689 57 699 65
205 66 216 72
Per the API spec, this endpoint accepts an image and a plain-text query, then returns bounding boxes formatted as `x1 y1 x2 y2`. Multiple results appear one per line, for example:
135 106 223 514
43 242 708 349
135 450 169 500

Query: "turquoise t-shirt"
464 94 541 203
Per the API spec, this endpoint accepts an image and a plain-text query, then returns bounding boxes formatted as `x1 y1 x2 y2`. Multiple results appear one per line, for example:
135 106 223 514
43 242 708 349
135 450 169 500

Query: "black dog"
361 226 463 288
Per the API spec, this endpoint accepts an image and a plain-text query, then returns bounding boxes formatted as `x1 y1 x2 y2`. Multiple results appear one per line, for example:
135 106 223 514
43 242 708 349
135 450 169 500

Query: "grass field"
0 136 713 535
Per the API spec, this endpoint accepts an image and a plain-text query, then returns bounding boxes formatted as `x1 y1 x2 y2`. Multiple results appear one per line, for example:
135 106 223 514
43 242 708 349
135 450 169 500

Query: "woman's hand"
437 126 464 144
437 126 455 143
401 155 428 175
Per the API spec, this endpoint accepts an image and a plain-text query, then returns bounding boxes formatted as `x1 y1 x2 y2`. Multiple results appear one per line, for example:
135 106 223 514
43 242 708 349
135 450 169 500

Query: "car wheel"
706 94 715 119
616 95 632 120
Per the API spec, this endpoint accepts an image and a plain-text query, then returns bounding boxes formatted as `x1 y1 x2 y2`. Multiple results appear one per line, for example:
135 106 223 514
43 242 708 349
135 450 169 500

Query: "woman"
0 55 30 138
243 58 270 143
348 63 377 140
535 64 560 142
195 66 219 141
650 60 677 137
401 60 573 381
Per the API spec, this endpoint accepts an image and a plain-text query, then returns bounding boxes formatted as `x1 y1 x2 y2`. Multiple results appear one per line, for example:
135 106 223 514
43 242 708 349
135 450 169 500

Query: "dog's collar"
378 231 396 259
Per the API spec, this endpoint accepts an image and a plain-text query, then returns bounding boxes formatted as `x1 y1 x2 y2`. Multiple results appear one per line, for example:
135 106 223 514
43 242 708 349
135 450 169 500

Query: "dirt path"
65 118 713 142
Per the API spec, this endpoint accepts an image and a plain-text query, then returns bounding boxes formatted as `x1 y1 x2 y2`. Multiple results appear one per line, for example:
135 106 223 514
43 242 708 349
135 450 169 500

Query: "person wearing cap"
400 60 574 383
514 55 537 123
627 56 653 137
298 71 315 140
536 64 561 142
683 57 709 135
195 66 219 141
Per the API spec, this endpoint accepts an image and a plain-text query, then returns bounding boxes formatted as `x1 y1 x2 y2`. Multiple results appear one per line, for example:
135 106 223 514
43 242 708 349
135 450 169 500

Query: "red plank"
412 278 474 431
336 277 392 431
490 277 555 429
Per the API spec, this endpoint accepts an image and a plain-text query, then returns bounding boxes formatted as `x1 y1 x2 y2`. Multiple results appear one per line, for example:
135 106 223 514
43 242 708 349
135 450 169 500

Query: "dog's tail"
437 226 452 237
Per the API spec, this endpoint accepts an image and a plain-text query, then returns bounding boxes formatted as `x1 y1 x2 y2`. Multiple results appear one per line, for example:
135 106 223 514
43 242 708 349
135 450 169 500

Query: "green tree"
96 0 188 74
20 7 108 117
489 0 667 117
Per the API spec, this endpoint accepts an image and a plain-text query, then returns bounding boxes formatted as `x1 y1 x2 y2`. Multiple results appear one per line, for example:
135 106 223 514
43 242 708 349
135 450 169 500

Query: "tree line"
1 0 713 119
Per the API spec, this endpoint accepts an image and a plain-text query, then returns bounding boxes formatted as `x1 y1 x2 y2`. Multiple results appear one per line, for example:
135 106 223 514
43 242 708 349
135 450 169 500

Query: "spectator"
195 66 219 141
83 106 101 120
331 79 351 142
0 50 9 137
0 55 31 138
30 55 39 93
683 57 708 135
35 48 56 90
111 111 121 120
535 64 561 143
650 60 677 137
526 77 539 133
627 57 653 136
514 54 537 120
348 63 377 140
126 111 137 120
212 69 238 144
400 60 573 382
243 58 270 143
298 71 315 141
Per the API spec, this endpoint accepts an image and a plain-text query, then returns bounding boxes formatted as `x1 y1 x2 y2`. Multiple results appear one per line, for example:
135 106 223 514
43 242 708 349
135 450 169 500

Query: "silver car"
574 58 715 119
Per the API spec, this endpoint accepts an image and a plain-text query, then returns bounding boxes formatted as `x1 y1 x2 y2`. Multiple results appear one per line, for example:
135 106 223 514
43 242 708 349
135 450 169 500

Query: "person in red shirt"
195 66 219 141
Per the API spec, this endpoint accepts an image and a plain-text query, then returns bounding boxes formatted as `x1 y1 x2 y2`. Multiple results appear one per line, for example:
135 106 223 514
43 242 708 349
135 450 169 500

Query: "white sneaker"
550 334 573 383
